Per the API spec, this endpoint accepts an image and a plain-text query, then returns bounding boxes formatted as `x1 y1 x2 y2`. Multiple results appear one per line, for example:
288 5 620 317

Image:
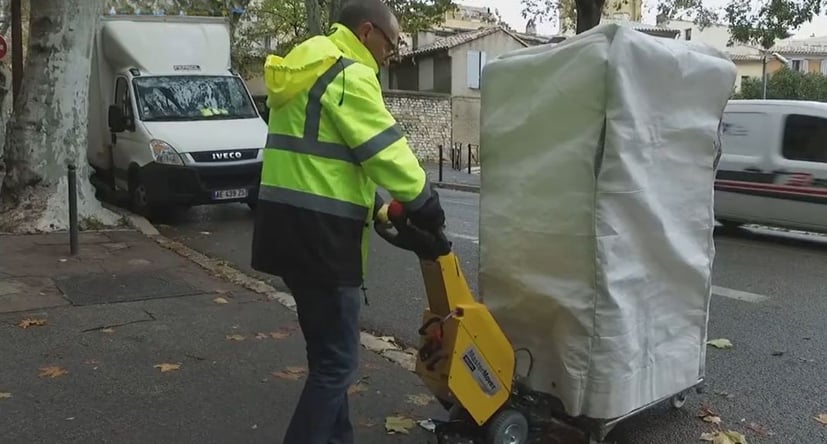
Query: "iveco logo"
212 151 243 161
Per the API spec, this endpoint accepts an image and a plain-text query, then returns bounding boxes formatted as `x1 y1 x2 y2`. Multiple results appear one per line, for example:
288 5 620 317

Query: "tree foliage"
725 0 823 49
520 0 719 34
104 0 456 75
737 68 827 101
522 0 823 40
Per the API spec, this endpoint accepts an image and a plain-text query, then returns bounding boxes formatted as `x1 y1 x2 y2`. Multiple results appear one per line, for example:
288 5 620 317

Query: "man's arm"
325 66 444 230
326 67 428 208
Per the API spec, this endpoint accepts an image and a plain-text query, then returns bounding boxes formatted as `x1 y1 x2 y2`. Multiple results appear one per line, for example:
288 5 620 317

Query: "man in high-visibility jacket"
250 1 446 442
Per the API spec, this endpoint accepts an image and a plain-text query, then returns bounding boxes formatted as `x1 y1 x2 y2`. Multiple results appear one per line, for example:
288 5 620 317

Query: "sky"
455 0 827 40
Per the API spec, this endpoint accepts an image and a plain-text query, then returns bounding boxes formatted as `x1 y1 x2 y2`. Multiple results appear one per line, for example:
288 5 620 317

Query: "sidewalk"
0 230 442 443
424 162 480 192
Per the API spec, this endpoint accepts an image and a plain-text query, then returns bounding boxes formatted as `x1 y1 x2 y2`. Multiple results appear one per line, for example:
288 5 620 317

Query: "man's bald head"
335 0 400 66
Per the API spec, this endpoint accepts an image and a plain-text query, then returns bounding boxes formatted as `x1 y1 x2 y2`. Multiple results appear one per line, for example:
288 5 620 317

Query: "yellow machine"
376 201 530 444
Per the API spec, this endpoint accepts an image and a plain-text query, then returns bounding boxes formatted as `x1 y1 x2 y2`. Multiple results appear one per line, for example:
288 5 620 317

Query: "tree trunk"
0 0 119 232
575 0 605 34
304 0 322 35
327 0 341 24
0 0 12 193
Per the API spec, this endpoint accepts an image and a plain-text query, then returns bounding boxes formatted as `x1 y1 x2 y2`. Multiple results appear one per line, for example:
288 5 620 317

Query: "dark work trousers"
281 280 362 444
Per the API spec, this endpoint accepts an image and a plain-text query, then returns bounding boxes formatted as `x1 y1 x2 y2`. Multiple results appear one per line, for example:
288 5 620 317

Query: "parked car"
715 99 827 232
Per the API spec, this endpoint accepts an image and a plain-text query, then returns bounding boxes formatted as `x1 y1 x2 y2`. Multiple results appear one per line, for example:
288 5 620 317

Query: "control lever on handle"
375 200 451 259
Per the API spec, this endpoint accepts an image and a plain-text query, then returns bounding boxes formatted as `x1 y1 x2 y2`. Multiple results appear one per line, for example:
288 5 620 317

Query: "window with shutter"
467 50 481 89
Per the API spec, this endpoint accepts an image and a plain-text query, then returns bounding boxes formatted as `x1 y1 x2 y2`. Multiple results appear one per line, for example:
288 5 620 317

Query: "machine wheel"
484 409 529 444
670 392 688 409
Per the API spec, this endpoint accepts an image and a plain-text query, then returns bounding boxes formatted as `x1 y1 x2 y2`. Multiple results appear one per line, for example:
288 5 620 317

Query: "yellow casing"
414 252 515 426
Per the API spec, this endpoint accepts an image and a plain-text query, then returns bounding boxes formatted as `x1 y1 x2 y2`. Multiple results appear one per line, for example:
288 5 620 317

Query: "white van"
87 15 267 218
715 99 827 232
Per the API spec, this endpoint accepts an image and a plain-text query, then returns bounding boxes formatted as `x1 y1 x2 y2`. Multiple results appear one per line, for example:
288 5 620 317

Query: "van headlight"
149 139 183 165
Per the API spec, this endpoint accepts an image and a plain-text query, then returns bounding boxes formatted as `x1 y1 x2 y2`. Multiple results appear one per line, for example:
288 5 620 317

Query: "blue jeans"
282 282 361 444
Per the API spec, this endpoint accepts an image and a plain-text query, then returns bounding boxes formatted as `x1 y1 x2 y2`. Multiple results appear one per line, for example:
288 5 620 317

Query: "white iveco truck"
88 14 267 218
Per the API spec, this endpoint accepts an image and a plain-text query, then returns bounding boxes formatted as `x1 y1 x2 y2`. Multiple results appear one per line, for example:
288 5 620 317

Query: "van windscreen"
133 75 258 121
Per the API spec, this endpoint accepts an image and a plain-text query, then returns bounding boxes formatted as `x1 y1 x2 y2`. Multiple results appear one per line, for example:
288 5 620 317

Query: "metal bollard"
68 163 78 255
438 144 443 182
467 144 472 175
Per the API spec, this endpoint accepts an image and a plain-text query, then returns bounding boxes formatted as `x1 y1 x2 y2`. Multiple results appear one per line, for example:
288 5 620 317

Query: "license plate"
212 188 248 200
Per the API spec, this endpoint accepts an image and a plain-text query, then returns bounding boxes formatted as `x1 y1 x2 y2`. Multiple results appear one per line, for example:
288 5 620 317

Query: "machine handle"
374 200 452 260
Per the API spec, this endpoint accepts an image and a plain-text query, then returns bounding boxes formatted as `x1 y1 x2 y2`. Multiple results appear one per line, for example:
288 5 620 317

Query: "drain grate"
54 271 202 306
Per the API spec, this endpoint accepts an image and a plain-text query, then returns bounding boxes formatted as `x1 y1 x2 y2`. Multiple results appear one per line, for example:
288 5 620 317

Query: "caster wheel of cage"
484 409 529 444
670 392 688 409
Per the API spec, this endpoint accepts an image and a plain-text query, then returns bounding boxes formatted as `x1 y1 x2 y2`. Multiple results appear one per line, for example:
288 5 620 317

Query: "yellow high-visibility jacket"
251 23 430 287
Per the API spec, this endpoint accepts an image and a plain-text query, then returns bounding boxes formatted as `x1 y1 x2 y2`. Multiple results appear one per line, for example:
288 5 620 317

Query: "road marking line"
712 285 769 303
446 232 479 244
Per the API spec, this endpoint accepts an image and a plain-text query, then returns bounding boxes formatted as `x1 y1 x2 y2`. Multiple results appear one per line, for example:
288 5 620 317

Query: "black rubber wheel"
129 172 153 218
671 392 688 409
484 409 529 444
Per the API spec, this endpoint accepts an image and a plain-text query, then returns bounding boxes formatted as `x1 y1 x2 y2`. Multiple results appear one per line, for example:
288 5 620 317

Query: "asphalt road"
156 189 827 444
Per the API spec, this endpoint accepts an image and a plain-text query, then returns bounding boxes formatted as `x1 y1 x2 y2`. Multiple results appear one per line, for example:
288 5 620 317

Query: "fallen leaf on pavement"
700 431 747 444
385 416 416 434
226 334 245 341
101 328 115 334
707 338 733 349
406 393 434 406
698 405 719 418
815 413 827 426
269 330 290 340
716 430 747 444
213 297 229 304
154 363 181 373
714 390 735 400
700 432 716 441
272 367 306 381
348 383 369 395
39 366 68 378
18 318 47 329
703 415 723 424
746 422 773 436
0 392 11 399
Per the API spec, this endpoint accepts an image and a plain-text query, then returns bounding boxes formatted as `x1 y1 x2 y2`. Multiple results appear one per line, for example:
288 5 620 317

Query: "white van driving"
715 99 827 233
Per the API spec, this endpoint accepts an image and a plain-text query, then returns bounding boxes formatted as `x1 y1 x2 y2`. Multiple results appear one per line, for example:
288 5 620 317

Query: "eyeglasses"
370 21 398 55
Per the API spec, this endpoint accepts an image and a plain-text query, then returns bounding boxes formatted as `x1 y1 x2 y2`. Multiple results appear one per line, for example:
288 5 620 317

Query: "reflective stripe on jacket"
251 23 430 287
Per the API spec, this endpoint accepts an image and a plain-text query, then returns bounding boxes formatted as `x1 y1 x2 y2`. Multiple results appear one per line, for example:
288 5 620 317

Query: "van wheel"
129 171 163 220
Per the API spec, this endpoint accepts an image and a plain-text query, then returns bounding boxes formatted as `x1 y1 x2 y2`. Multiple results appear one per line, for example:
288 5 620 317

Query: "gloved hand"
407 184 445 234
373 217 451 261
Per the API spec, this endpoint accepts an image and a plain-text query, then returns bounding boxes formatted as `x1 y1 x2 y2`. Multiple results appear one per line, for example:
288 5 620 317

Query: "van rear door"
764 111 827 231
715 109 777 224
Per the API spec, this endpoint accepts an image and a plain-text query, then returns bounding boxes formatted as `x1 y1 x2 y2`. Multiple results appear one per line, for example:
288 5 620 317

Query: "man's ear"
354 21 372 42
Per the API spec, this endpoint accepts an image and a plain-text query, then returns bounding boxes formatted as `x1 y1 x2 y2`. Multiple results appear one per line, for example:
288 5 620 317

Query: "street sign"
0 35 7 61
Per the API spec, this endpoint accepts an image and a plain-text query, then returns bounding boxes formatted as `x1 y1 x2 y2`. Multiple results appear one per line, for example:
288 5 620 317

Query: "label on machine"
461 345 501 396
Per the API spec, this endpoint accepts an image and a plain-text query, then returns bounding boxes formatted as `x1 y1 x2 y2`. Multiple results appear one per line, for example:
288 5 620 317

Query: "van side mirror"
108 105 127 133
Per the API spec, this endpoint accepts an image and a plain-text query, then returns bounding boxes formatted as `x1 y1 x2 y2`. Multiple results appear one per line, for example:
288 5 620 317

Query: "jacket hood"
264 23 378 111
